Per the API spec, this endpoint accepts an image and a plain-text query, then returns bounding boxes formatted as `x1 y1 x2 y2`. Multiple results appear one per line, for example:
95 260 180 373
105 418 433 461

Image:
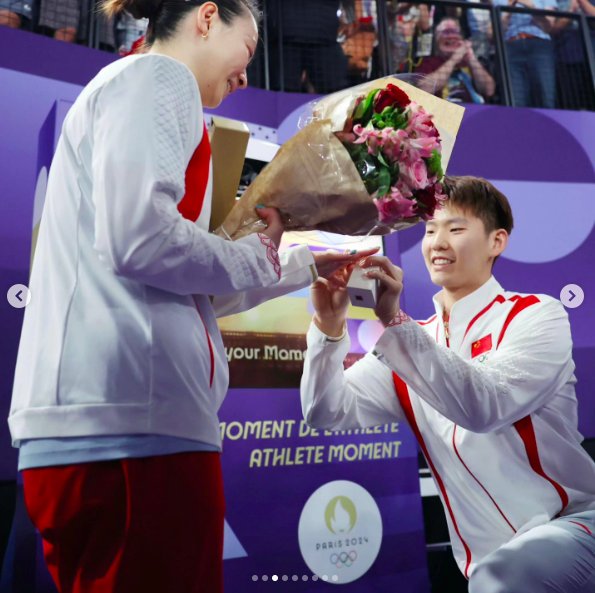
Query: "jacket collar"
432 276 506 350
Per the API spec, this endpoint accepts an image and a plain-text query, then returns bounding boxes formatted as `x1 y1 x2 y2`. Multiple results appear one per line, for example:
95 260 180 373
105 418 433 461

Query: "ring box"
347 267 379 308
208 116 250 232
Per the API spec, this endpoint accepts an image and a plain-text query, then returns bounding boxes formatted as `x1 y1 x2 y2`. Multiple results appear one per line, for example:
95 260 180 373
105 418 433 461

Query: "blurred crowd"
1 0 595 109
0 0 148 54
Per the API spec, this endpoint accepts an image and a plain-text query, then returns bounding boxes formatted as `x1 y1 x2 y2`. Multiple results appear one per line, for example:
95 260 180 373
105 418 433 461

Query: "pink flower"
353 124 381 145
406 103 439 138
368 136 379 156
400 159 429 191
408 135 440 158
374 189 417 223
435 183 448 202
335 132 357 143
395 181 413 198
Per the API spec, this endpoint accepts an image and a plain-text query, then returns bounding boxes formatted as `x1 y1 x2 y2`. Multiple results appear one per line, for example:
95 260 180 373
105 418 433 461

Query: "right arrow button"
561 285 584 309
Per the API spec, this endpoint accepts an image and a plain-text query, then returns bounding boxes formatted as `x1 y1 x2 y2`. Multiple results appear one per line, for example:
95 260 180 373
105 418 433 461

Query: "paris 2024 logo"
298 481 382 584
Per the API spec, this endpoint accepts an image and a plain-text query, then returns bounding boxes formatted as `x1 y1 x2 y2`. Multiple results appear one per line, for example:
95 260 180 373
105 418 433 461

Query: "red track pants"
22 452 225 593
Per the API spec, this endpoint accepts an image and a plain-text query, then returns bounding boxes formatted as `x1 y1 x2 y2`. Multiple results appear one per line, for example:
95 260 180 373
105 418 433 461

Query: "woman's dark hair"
102 0 261 46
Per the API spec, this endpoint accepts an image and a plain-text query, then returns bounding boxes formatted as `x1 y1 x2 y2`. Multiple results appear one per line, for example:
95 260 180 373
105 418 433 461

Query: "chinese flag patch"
471 334 493 358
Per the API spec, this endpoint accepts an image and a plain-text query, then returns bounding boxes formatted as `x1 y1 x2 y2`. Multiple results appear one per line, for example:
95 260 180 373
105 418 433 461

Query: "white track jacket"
9 54 316 449
301 276 595 578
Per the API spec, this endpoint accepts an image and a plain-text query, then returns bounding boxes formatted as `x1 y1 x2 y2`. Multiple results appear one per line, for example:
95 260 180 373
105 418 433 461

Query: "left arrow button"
7 285 31 309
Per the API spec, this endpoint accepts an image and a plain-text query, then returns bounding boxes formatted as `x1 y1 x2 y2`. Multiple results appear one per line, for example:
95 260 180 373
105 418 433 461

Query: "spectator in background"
552 0 595 109
340 0 377 83
0 0 31 31
268 0 348 94
74 0 116 50
493 0 557 108
466 0 494 61
415 18 496 103
36 0 79 42
386 2 431 73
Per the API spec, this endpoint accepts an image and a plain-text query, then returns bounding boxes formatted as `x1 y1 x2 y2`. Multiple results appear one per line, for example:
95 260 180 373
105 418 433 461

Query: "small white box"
347 267 379 309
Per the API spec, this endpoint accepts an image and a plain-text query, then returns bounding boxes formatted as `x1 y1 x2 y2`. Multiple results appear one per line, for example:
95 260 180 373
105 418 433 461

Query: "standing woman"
8 1 368 591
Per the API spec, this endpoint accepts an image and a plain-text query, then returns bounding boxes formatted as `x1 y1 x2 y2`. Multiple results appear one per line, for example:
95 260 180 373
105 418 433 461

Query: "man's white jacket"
9 54 316 449
301 276 595 578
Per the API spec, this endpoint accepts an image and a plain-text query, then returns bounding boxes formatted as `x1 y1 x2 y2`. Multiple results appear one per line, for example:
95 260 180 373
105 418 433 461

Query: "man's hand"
311 265 355 338
256 207 284 248
313 247 380 280
359 256 404 327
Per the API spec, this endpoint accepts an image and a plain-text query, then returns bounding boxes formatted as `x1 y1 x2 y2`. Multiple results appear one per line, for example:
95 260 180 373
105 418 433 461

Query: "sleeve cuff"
307 318 349 345
278 244 318 282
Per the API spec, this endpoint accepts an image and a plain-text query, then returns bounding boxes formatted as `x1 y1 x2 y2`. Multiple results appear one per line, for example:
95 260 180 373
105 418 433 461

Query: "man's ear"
492 229 508 258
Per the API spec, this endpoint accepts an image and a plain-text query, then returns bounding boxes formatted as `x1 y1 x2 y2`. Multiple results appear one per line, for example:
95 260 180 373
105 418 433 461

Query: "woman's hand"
359 256 404 327
256 207 284 248
313 247 380 279
311 265 356 337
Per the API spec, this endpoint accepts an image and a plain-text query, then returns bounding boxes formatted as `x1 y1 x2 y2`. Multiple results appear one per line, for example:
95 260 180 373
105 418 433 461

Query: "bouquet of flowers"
215 76 464 241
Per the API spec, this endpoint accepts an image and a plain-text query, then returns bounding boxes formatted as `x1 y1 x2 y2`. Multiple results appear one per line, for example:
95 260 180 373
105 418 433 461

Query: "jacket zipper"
443 312 450 348
193 297 215 388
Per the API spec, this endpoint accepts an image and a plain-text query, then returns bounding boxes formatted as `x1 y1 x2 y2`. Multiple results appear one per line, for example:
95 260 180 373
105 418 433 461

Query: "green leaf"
427 149 444 179
361 89 380 127
386 161 400 187
376 151 389 168
377 168 391 198
353 98 366 121
364 173 380 195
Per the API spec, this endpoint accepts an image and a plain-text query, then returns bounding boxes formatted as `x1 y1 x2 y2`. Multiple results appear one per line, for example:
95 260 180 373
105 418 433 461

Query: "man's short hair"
442 176 514 236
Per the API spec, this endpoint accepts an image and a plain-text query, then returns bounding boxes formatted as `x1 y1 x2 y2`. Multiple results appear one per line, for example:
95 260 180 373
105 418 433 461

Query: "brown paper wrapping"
215 78 464 241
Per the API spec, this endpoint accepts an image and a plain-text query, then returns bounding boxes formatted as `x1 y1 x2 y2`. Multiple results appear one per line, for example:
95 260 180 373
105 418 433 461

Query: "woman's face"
198 7 258 108
436 20 463 57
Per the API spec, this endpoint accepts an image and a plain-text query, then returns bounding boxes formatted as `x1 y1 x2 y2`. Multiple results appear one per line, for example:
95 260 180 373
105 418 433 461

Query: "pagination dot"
322 574 329 581
272 575 278 582
282 575 288 581
332 575 339 581
302 575 308 581
292 575 298 581
252 575 258 581
312 575 319 581
262 575 269 581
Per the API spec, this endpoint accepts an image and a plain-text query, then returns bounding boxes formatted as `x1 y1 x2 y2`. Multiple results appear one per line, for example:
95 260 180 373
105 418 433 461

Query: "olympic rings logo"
330 551 357 569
